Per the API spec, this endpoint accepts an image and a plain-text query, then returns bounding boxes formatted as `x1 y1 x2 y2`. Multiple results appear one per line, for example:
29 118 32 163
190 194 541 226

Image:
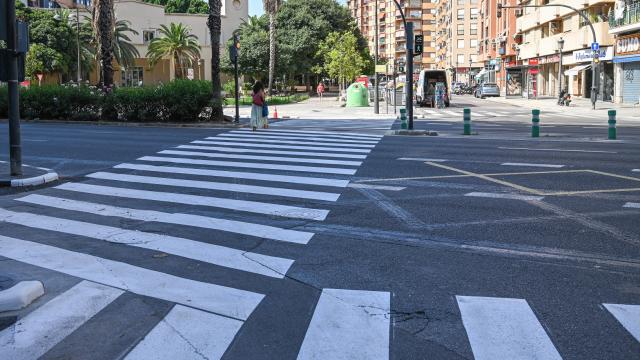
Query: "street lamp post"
498 3 598 109
468 58 472 87
557 37 564 98
53 2 82 83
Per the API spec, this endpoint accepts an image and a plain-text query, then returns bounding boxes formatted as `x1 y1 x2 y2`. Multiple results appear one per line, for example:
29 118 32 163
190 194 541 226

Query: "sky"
249 0 347 17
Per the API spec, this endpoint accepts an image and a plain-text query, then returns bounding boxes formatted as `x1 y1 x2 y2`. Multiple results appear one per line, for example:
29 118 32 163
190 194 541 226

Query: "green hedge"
0 80 214 122
223 94 310 106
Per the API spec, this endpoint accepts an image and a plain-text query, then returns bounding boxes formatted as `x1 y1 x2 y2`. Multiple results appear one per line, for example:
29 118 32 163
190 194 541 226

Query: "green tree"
220 15 270 81
146 23 201 79
143 0 208 13
25 43 64 82
318 31 369 92
263 0 282 95
94 0 116 86
207 0 224 121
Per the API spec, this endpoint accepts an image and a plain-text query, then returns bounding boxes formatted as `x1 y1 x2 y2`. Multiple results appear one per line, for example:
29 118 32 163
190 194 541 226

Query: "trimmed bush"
1 80 214 122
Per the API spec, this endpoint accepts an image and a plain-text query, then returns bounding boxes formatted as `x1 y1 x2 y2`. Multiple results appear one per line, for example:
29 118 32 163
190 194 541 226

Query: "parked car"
475 83 500 98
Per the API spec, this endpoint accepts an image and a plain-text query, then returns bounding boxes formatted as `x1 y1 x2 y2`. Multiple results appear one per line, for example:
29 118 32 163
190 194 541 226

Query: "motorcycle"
557 90 571 106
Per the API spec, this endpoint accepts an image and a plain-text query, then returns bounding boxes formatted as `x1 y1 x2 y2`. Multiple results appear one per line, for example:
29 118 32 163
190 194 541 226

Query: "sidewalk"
485 95 640 118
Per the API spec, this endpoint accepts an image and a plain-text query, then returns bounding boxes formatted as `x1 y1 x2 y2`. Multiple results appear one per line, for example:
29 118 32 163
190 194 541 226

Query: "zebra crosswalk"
1 127 638 359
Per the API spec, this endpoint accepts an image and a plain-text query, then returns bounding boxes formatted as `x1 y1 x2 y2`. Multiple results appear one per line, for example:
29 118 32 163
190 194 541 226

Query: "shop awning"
564 64 591 76
475 69 487 80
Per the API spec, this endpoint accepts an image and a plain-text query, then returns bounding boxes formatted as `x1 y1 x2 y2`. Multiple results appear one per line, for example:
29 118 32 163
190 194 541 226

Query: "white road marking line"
209 137 376 149
57 183 329 221
501 162 565 168
297 289 390 360
115 163 350 188
398 157 447 162
0 236 263 320
0 281 123 360
158 149 362 166
423 110 439 116
222 133 379 144
498 146 617 154
485 112 504 117
87 172 341 202
623 202 640 209
457 296 562 360
230 130 382 141
236 128 383 138
348 183 406 191
465 192 544 201
17 195 314 244
632 169 639 172
582 126 606 129
0 208 292 278
603 303 640 342
443 110 459 116
177 144 367 159
139 156 358 175
124 305 243 360
192 140 371 154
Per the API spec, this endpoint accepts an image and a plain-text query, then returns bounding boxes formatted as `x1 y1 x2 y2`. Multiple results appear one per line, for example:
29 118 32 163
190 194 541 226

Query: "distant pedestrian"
317 82 325 101
250 81 268 131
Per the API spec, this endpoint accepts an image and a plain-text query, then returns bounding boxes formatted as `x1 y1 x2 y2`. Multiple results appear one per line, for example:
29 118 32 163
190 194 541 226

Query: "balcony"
609 2 640 34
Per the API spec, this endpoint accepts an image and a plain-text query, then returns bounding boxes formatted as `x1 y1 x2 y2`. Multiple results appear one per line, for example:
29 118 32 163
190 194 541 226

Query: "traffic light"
497 3 502 18
414 35 424 56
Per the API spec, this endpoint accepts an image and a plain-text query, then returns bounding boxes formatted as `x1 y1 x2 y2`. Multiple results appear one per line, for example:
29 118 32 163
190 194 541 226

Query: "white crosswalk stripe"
85 172 342 201
297 289 390 360
457 296 562 360
221 133 379 144
158 149 363 166
0 281 123 360
124 305 244 360
604 303 640 342
236 128 383 138
209 136 377 148
230 130 380 141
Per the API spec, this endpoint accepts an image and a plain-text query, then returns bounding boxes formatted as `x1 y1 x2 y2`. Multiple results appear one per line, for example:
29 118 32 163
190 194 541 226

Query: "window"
457 39 465 48
457 54 465 64
470 39 478 48
143 30 156 44
470 23 477 35
457 9 465 20
457 0 464 5
471 54 478 62
121 67 144 87
470 8 478 20
457 24 464 35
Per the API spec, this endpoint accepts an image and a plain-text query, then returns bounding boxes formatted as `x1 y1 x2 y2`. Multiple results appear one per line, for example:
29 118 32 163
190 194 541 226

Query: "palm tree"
81 18 140 74
263 0 282 95
146 23 200 79
241 15 267 33
207 0 224 121
93 0 116 86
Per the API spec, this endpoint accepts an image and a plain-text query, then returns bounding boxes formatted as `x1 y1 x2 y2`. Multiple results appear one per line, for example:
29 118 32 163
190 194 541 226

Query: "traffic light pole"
498 3 598 109
6 1 22 176
374 0 379 114
393 0 413 130
232 31 240 123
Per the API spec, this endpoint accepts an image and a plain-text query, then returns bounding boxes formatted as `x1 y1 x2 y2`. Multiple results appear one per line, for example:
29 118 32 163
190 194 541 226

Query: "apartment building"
609 0 640 104
347 0 437 77
434 0 481 85
514 0 615 100
23 0 247 86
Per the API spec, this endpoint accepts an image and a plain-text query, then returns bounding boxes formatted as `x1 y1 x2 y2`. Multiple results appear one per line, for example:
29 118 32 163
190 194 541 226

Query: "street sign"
375 64 386 73
414 35 424 56
591 42 599 51
187 68 194 80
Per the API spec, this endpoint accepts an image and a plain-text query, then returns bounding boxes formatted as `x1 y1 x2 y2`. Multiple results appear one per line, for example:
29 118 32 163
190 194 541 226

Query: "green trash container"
346 82 369 107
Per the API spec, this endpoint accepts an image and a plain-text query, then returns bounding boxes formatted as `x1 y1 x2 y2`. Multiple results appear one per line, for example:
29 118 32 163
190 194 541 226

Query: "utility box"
346 82 369 107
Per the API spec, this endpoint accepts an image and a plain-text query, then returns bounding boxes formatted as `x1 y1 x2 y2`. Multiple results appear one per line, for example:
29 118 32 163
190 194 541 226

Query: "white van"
416 70 450 107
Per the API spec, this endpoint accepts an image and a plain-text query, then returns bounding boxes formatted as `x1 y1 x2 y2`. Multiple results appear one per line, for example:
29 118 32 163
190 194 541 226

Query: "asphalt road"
0 99 639 359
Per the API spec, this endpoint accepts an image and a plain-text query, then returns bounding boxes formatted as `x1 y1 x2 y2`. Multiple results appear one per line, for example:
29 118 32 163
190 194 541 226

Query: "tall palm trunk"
267 11 276 95
207 0 223 121
94 0 115 87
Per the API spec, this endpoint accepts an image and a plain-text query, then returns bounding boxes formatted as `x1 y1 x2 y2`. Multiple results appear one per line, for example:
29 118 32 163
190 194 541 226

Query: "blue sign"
591 42 600 51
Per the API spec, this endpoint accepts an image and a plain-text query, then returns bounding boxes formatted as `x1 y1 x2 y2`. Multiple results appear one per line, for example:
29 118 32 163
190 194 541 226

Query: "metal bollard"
463 108 471 135
400 108 408 129
608 110 617 140
531 109 540 138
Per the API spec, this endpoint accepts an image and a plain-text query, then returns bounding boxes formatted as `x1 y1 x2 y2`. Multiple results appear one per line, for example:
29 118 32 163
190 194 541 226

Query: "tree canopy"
143 0 208 13
317 31 370 90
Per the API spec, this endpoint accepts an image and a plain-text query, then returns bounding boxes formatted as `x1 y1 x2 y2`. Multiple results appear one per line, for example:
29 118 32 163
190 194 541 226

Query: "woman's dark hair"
253 81 264 94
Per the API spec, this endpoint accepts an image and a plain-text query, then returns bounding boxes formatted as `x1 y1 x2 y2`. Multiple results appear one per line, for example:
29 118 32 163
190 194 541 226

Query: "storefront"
564 47 614 100
613 33 640 104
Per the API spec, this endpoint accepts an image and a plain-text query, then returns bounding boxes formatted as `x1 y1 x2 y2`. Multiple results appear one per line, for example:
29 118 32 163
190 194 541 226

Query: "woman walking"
250 81 268 131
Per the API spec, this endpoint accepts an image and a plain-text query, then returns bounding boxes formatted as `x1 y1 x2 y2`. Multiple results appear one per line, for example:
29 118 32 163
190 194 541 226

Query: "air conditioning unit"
515 9 523 17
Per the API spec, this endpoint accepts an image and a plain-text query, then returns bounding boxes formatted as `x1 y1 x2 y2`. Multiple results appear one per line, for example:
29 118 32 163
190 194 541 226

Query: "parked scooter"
557 89 571 106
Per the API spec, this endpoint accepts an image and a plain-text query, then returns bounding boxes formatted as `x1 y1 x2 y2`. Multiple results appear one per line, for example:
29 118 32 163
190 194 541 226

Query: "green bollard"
531 109 540 138
400 108 408 129
463 108 471 135
608 110 617 140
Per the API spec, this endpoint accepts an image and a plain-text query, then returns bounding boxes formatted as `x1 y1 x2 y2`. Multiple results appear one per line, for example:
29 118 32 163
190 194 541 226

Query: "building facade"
23 0 248 86
514 0 615 100
610 0 640 104
434 0 481 85
347 0 437 77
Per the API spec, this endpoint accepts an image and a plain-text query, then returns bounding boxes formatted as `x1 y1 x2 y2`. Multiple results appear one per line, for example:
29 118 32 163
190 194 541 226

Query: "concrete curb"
387 130 439 136
0 119 247 129
0 281 45 312
0 162 59 188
